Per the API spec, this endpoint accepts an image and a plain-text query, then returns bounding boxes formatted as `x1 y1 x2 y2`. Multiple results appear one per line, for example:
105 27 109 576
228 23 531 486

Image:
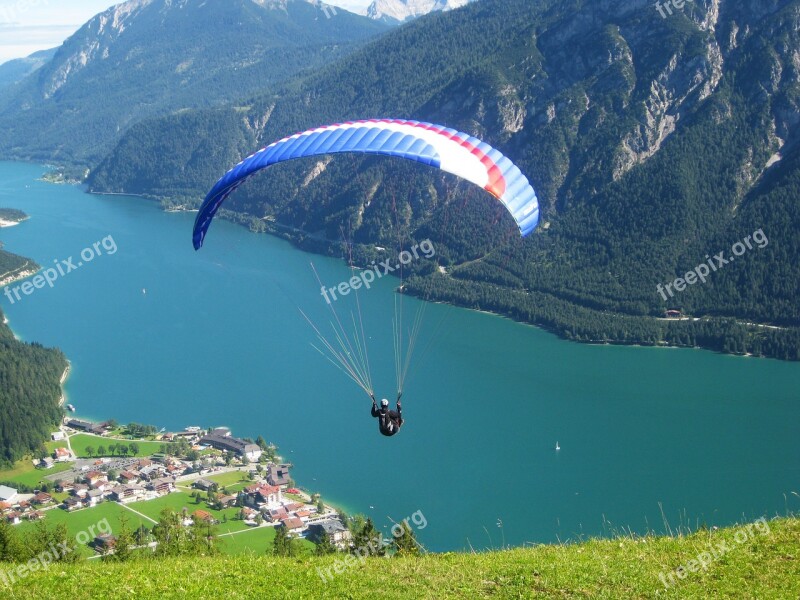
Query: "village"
0 418 352 556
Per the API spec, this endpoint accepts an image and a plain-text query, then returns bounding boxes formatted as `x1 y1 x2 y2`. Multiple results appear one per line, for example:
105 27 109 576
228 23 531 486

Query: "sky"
0 0 373 65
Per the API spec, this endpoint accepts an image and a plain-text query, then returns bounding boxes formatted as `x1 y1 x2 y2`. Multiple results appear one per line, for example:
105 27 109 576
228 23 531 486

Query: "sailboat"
555 441 560 451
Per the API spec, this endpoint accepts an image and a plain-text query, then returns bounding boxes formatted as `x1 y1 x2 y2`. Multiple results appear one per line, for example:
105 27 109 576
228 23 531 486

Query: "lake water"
1 161 798 551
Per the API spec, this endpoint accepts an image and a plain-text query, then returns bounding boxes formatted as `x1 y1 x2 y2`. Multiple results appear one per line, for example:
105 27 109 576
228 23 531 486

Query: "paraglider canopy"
192 119 540 249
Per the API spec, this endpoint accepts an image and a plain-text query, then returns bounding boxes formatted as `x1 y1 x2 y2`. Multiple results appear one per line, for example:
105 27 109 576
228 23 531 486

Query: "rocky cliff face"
40 0 154 99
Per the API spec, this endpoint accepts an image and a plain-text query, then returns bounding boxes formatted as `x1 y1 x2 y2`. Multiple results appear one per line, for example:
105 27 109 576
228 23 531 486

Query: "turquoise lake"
1 161 798 551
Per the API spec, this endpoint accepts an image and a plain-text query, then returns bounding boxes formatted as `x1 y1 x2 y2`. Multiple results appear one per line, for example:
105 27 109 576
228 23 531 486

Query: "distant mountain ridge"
0 48 56 90
366 0 472 22
0 0 388 165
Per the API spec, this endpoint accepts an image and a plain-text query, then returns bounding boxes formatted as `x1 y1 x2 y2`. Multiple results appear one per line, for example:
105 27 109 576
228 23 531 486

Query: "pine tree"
272 524 296 557
0 519 18 561
106 513 134 562
314 530 337 556
352 518 385 557
392 523 421 557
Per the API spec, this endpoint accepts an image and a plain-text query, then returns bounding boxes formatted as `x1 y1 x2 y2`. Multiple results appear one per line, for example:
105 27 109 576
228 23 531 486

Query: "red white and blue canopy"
193 119 539 249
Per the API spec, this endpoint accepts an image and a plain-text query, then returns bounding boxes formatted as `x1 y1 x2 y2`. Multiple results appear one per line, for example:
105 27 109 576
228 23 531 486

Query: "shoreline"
0 214 29 229
58 363 71 407
201 210 798 362
0 263 38 288
33 167 800 362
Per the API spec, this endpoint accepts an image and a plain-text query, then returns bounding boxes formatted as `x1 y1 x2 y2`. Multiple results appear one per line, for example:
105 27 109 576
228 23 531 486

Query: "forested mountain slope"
86 0 800 359
0 0 389 166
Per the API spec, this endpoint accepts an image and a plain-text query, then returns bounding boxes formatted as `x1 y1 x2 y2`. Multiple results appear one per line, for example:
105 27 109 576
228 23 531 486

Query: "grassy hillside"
5 517 799 598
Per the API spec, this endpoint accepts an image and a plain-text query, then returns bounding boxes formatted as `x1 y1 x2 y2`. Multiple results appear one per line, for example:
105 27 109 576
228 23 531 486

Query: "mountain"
366 0 472 23
83 0 800 360
0 48 57 90
0 0 389 166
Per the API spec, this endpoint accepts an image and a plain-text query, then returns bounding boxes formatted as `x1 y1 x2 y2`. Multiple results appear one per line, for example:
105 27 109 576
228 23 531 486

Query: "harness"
380 411 395 433
378 409 399 435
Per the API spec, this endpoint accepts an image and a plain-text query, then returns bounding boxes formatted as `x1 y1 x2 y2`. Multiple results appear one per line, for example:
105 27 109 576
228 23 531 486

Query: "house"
218 494 238 508
308 520 352 549
56 481 75 493
266 464 292 487
241 484 282 510
256 485 282 507
72 484 89 497
279 517 306 536
39 457 55 469
0 485 18 503
94 534 116 553
26 511 44 521
32 492 53 506
241 507 258 521
149 478 175 495
267 507 288 522
295 509 311 520
198 432 262 462
165 430 199 441
93 480 112 493
193 510 216 524
138 465 166 481
193 479 216 492
5 512 21 525
0 502 11 514
65 418 108 435
62 497 82 512
665 309 682 319
283 502 303 512
110 484 146 503
84 471 107 487
119 470 139 483
51 431 66 441
84 490 104 507
54 447 72 462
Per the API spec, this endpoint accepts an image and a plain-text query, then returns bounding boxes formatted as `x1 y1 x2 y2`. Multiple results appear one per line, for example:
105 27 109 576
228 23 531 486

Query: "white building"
0 485 18 503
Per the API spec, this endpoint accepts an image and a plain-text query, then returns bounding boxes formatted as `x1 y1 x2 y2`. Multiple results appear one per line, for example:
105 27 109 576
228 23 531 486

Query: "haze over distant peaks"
366 0 472 23
0 0 388 164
